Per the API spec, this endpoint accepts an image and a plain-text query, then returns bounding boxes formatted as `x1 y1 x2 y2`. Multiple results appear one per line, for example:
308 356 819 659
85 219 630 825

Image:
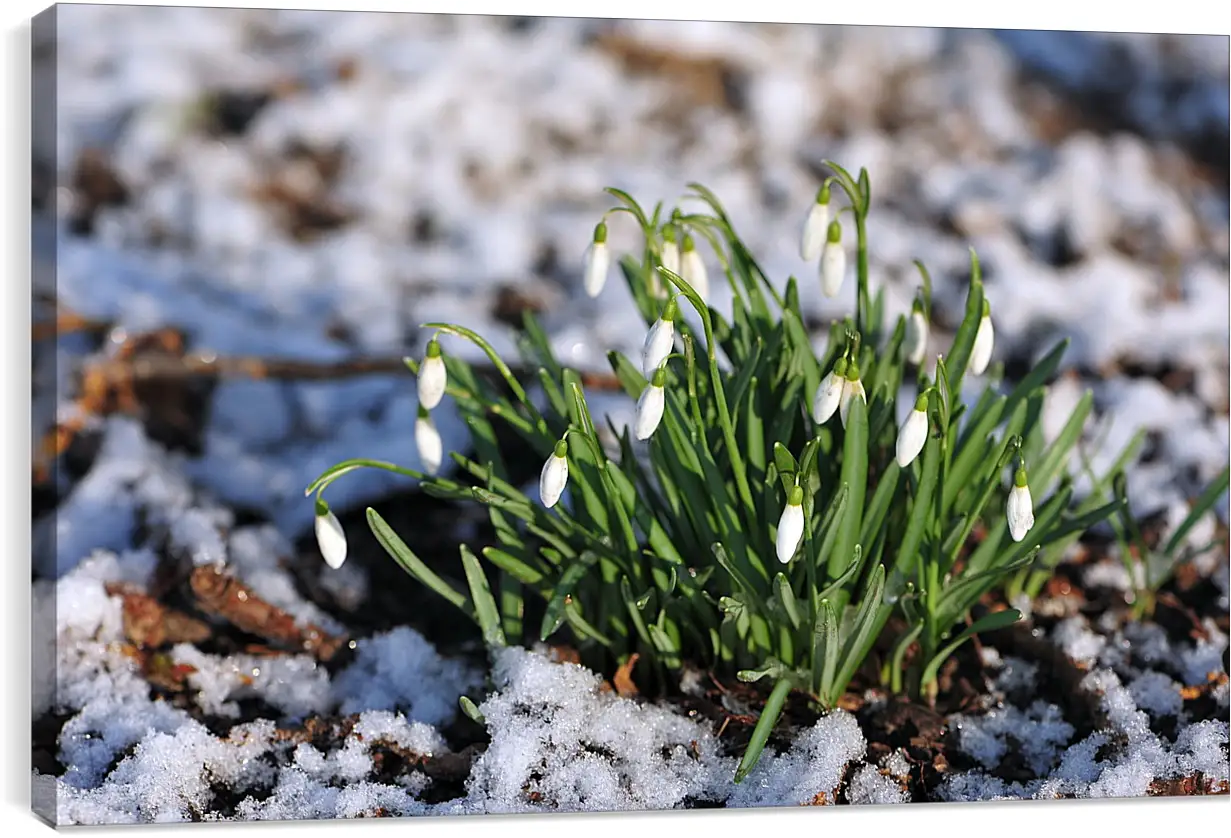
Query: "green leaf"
774 573 802 631
940 259 984 401
459 695 485 725
734 678 793 783
859 461 901 549
460 545 506 647
482 546 547 586
1162 466 1230 559
829 396 869 585
814 599 839 701
540 551 600 642
1031 390 1093 496
834 564 886 698
367 508 470 614
920 609 1022 688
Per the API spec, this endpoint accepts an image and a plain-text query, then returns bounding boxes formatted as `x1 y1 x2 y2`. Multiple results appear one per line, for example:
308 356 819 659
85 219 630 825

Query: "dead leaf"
613 653 641 698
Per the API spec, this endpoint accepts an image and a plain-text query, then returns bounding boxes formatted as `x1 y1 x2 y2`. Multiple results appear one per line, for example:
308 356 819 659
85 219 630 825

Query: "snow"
1053 616 1107 668
35 6 1230 823
949 701 1074 775
332 626 481 724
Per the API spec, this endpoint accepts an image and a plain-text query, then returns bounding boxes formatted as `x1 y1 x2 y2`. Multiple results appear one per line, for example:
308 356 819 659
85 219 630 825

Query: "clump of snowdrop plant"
309 165 1137 782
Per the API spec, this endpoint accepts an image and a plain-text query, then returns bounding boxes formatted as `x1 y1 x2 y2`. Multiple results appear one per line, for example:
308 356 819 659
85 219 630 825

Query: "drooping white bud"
820 220 846 298
539 439 569 508
641 297 678 379
800 184 831 262
1007 465 1034 543
776 485 805 564
417 338 447 410
839 360 866 428
969 300 994 376
415 405 443 476
661 227 680 278
680 234 709 300
895 393 930 468
314 499 347 570
635 367 667 440
904 304 928 366
812 358 847 424
584 221 611 298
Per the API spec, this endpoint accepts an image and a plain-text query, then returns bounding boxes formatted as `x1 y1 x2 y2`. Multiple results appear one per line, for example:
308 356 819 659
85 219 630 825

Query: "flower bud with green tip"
417 337 447 410
635 365 668 440
839 358 866 428
642 296 678 378
314 498 347 570
904 298 929 366
539 438 569 508
812 357 847 424
681 233 709 300
776 484 805 564
415 404 443 476
660 224 680 277
895 391 930 467
969 298 994 376
1007 462 1035 543
800 183 831 262
820 219 846 298
583 221 611 298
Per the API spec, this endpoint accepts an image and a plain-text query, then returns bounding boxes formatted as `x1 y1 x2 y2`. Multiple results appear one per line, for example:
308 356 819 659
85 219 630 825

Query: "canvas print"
30 3 1231 825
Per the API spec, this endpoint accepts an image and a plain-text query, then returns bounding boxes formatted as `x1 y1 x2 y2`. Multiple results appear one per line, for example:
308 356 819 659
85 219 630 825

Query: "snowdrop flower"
641 296 678 378
969 299 994 376
1006 464 1034 543
583 221 611 297
904 300 928 366
314 499 347 570
539 438 569 508
812 358 847 424
839 360 866 428
417 338 447 409
800 183 831 262
415 405 443 475
820 220 846 298
635 366 667 440
660 225 680 277
776 484 805 564
681 234 709 300
895 392 930 468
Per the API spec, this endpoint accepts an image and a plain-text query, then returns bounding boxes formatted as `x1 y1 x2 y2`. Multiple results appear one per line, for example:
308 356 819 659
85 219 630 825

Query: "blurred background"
32 7 1230 579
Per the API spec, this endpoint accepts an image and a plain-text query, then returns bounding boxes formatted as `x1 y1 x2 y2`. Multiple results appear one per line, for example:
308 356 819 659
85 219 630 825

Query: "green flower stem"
854 209 869 338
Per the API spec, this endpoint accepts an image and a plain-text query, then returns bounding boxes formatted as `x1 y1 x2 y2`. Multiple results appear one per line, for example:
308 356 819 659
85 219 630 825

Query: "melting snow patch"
726 709 866 807
445 646 734 813
332 626 481 725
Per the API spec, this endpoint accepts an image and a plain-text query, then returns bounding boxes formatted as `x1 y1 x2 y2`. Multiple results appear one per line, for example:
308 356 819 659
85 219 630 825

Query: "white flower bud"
839 362 866 428
415 406 443 475
539 439 569 508
641 297 678 379
905 306 928 366
417 338 447 410
635 369 667 440
681 235 709 300
1007 466 1034 543
812 360 847 424
776 485 805 564
895 394 930 468
584 222 610 298
800 186 831 262
314 500 347 570
661 229 680 277
820 220 846 298
969 301 994 376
